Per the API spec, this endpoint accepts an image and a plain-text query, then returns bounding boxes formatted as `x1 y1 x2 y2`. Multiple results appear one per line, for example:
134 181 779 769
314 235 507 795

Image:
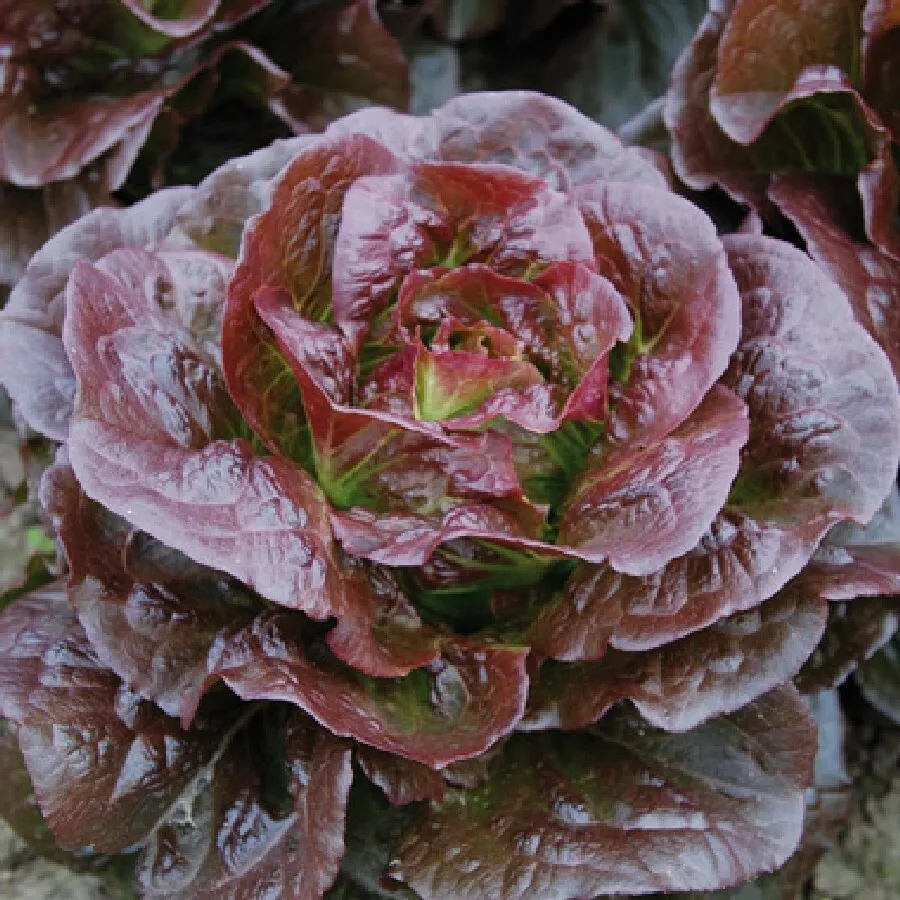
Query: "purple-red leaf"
524 585 827 732
532 235 900 657
576 180 741 444
431 91 668 190
62 251 346 621
0 187 194 440
212 617 529 768
137 706 353 900
559 386 748 576
332 161 594 350
709 0 863 145
0 587 222 854
391 687 816 899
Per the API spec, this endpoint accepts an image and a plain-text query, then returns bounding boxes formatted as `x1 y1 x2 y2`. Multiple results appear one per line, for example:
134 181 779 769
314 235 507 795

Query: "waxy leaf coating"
392 687 816 899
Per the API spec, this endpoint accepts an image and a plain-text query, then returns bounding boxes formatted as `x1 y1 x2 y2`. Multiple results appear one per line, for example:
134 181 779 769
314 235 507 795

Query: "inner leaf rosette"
0 90 899 900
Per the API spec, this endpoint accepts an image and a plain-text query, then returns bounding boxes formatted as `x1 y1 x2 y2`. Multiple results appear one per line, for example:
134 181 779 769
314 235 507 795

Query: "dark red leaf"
212 617 529 768
0 587 222 854
137 706 353 900
769 172 900 381
391 687 816 898
355 746 447 805
524 585 827 732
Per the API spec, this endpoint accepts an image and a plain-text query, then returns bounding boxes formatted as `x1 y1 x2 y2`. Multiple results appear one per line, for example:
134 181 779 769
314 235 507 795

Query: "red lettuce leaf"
0 586 224 853
224 133 400 453
62 250 348 621
0 717 97 869
797 484 900 601
331 161 594 350
576 180 741 444
0 587 354 895
524 584 827 733
559 386 748 576
708 0 863 145
769 172 900 381
864 1 900 142
0 180 107 295
255 288 528 517
798 596 900 692
211 616 529 768
0 187 193 440
391 686 815 898
260 0 409 131
137 704 353 900
355 746 447 805
430 91 667 190
532 235 900 658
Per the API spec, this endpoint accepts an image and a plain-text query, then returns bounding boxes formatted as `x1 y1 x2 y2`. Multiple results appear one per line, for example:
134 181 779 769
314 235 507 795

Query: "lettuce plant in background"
666 0 900 739
0 89 899 898
0 0 407 295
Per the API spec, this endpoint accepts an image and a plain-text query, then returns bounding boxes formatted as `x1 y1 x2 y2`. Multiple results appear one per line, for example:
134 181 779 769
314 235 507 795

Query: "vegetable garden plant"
1 2 900 898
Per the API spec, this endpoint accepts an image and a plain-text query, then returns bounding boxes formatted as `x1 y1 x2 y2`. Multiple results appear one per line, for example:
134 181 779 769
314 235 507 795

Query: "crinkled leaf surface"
709 0 863 145
63 249 351 622
576 180 741 444
137 704 353 900
797 597 900 692
0 586 222 853
769 173 900 382
0 187 193 440
212 615 529 768
524 584 827 733
391 686 815 899
430 91 667 190
532 235 900 656
559 386 748 576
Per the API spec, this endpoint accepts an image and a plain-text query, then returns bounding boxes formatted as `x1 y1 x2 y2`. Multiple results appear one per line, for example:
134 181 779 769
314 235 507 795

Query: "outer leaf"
532 236 900 656
431 91 667 190
355 746 447 805
524 585 827 732
559 386 748 576
0 718 92 868
0 586 223 853
576 180 741 444
769 172 900 381
391 687 816 899
138 705 353 900
0 187 193 439
709 0 863 145
796 484 900 601
63 251 346 621
211 615 529 768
